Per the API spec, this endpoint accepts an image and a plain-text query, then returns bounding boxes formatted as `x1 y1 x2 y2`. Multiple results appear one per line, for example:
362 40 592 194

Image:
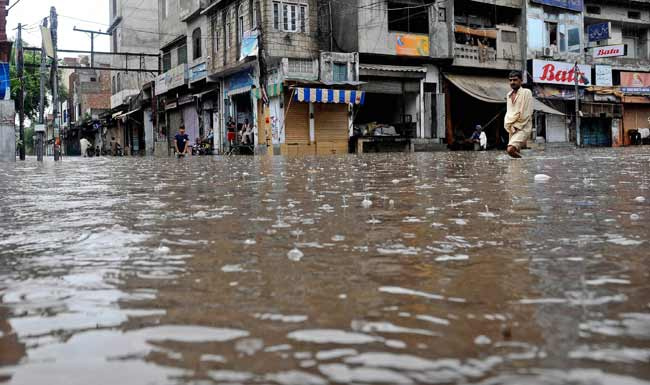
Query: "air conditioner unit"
542 47 555 57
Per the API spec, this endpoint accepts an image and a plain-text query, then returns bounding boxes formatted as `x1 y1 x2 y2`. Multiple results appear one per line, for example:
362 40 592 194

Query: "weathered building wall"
262 0 319 59
110 0 159 106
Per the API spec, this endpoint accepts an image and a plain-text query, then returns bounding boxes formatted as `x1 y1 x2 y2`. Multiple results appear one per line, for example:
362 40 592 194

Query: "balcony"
453 24 522 70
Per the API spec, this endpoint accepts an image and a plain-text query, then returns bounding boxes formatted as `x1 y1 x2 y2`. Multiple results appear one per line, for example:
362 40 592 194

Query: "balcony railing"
455 44 497 63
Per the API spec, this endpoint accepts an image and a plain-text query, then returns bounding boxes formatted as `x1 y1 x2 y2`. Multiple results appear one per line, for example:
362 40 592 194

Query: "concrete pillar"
0 100 15 161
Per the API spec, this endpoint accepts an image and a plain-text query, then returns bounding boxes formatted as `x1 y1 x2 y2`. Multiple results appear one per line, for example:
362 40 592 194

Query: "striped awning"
294 87 365 105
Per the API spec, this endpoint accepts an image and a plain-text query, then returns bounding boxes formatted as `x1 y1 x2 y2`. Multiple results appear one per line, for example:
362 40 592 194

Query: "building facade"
109 0 160 155
133 0 650 154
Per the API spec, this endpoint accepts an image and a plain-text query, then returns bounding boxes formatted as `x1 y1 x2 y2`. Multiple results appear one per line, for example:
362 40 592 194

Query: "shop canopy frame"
444 73 565 115
292 87 366 105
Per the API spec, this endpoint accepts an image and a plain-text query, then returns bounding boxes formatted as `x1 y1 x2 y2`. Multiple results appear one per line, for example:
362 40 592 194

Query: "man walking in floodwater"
174 125 190 157
504 71 533 158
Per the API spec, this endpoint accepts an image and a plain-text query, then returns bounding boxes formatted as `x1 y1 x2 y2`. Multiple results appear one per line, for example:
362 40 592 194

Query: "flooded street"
1 148 649 385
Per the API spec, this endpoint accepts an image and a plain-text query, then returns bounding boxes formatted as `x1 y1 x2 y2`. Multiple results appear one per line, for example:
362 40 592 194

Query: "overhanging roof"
359 64 427 73
445 73 564 115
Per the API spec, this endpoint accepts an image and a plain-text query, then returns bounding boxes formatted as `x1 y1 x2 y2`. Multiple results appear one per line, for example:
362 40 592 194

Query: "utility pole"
37 17 47 162
51 7 60 161
73 27 111 68
17 23 25 160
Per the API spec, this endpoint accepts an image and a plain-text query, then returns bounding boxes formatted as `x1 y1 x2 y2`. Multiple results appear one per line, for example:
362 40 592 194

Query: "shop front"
444 72 565 150
356 64 427 147
223 69 256 151
279 86 363 156
621 72 650 146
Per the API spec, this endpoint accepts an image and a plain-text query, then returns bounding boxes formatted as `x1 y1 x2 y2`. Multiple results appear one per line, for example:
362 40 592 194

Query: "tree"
9 45 49 121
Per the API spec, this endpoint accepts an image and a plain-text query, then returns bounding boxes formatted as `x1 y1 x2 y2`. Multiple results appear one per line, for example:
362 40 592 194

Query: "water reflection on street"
0 148 649 385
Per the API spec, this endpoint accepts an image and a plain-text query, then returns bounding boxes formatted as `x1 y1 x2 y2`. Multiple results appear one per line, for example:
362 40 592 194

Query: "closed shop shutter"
623 104 650 145
285 96 310 144
315 104 349 154
546 114 566 143
182 105 199 144
167 110 183 141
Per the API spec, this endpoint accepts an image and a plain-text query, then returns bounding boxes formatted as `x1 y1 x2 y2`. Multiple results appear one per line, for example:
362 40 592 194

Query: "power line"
8 0 26 11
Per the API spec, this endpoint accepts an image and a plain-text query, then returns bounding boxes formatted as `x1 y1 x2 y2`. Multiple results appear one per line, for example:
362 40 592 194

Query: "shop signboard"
155 73 167 96
168 63 188 90
533 60 591 86
240 31 259 61
531 0 583 12
224 69 254 94
593 44 626 59
621 72 650 93
587 22 610 42
190 62 207 83
595 65 613 87
396 34 430 57
621 72 650 88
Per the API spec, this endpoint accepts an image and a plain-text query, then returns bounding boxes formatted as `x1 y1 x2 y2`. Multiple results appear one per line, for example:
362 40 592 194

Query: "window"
333 63 348 82
586 5 600 14
388 1 429 34
501 30 517 43
568 27 580 52
212 14 220 53
273 2 308 33
251 0 257 29
238 4 245 41
193 28 202 59
90 77 97 82
437 7 446 22
628 11 641 20
162 51 171 72
112 30 118 53
112 75 116 93
177 44 187 65
273 2 280 30
116 73 121 92
545 22 558 50
226 20 231 48
288 58 312 74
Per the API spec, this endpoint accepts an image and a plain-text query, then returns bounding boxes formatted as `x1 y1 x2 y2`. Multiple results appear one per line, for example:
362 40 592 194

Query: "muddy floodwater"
1 148 649 385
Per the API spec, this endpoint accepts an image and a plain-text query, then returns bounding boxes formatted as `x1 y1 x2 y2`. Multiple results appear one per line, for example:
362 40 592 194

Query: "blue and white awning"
294 87 365 105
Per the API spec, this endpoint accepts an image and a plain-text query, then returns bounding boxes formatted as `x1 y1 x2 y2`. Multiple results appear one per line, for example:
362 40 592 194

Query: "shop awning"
445 73 509 103
227 85 252 97
293 87 365 105
445 73 564 114
252 83 283 99
533 100 564 115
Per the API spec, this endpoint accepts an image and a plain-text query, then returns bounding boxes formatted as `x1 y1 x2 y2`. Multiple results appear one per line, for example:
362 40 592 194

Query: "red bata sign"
533 60 592 86
593 44 627 58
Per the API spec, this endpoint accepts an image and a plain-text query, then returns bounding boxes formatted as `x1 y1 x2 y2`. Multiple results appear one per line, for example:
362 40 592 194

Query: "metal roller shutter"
315 104 349 155
285 96 310 144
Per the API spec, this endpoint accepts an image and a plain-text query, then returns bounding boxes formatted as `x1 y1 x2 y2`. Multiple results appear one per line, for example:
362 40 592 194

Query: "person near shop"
241 119 253 145
504 71 533 158
470 125 487 151
80 137 91 157
174 125 190 157
226 117 236 147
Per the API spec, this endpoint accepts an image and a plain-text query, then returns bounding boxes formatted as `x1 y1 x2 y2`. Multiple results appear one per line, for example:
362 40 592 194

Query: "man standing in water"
504 71 533 158
174 125 190 157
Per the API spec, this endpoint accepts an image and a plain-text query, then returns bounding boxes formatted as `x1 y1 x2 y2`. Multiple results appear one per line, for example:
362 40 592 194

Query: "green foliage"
10 45 49 121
